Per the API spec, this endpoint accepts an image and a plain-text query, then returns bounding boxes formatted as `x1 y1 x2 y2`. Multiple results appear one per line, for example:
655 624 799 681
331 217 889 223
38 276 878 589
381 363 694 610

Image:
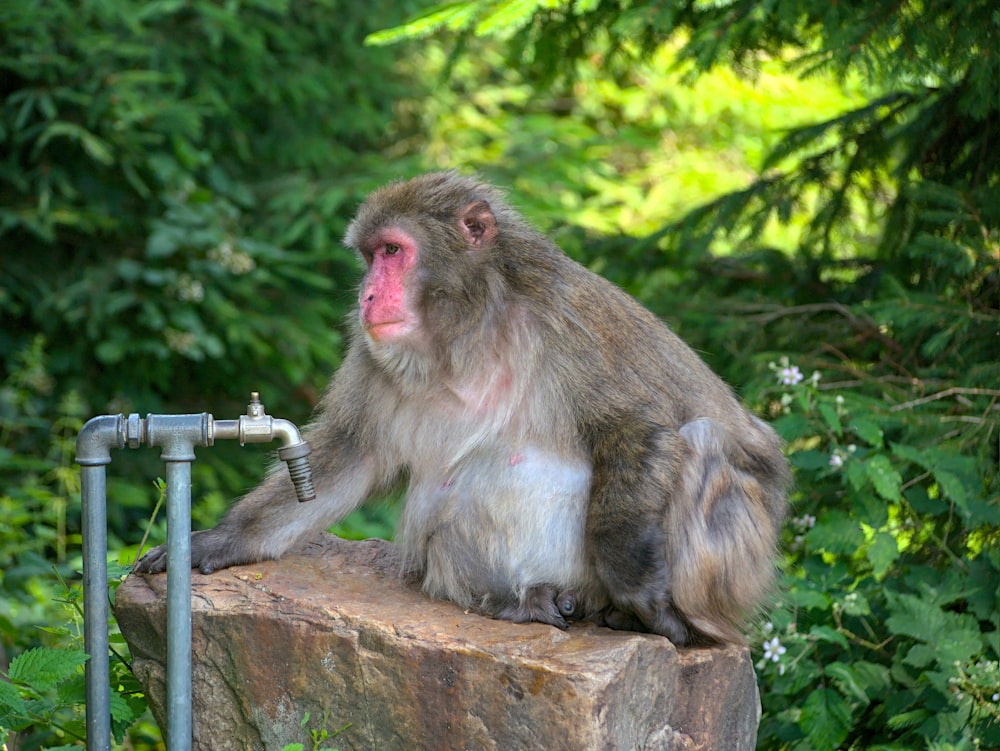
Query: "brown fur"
136 171 789 645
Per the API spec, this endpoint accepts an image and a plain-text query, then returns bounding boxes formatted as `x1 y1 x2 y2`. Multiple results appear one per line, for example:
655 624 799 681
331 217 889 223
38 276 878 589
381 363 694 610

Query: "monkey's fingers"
496 585 571 630
133 545 168 574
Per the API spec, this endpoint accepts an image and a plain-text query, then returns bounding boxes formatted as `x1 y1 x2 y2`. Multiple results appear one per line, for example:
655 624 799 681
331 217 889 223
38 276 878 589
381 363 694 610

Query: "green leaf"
839 591 871 616
867 531 899 579
476 0 544 37
0 678 28 718
933 469 969 513
866 454 902 501
902 643 937 668
885 593 983 666
8 647 87 692
34 121 113 165
788 584 832 611
845 458 868 492
810 624 850 649
826 662 872 705
365 2 478 45
887 708 932 731
790 450 832 470
799 688 852 751
818 401 842 435
807 511 864 554
890 442 930 467
110 689 138 741
772 413 815 442
891 444 976 513
850 418 884 447
851 660 892 697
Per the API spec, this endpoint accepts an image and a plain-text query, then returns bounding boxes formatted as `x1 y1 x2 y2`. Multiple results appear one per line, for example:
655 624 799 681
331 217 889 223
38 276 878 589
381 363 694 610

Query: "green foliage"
0 0 419 427
373 0 1000 299
279 711 348 751
743 357 999 749
0 345 156 749
0 574 148 750
400 39 861 258
0 2 427 742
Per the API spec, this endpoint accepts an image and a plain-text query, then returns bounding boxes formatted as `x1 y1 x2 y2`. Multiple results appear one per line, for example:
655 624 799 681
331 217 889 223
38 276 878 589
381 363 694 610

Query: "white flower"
779 365 804 386
763 636 786 663
829 452 844 468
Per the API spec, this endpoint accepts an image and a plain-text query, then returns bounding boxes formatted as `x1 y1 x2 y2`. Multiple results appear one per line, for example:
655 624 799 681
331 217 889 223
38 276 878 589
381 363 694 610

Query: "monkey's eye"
384 242 401 256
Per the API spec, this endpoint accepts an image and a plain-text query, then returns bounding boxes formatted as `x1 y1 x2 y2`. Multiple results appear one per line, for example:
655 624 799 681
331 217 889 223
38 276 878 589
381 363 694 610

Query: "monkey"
135 171 789 646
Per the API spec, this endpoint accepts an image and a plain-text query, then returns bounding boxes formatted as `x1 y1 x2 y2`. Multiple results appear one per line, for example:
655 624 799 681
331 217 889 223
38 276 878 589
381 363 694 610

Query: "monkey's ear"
460 201 498 248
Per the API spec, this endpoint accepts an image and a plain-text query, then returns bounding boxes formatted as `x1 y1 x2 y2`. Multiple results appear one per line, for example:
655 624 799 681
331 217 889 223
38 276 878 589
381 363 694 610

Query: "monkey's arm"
133 433 379 575
135 347 387 575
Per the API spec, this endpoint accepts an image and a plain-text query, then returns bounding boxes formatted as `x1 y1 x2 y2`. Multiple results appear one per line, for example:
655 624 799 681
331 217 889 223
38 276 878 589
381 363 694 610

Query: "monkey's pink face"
359 228 421 344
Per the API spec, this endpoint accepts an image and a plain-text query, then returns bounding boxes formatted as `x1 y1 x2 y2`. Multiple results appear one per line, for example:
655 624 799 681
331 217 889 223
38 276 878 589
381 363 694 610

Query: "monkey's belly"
403 446 592 611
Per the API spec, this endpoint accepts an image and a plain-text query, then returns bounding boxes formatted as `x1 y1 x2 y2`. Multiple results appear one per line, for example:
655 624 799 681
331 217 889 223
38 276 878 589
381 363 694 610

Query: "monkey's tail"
669 418 789 644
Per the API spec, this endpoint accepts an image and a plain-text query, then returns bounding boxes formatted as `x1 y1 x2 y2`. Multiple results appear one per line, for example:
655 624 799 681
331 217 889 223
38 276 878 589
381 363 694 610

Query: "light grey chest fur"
388 386 592 608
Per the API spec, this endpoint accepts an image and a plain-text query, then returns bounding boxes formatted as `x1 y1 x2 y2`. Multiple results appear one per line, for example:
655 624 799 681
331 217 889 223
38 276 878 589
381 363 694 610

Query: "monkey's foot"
594 600 694 646
495 585 571 630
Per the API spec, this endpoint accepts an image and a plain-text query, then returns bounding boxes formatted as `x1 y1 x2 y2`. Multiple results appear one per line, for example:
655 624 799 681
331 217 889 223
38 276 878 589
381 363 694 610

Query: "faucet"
211 392 316 502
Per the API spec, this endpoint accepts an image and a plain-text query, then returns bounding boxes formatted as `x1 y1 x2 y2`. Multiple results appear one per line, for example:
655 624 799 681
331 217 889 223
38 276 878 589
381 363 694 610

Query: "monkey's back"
503 240 750 432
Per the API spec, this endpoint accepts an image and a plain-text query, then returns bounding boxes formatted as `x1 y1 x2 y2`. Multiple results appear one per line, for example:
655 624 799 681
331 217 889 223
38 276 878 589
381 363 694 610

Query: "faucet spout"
212 392 316 502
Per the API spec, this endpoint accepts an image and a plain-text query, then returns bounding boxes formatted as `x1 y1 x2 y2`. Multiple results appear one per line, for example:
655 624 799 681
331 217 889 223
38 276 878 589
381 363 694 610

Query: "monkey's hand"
133 528 252 576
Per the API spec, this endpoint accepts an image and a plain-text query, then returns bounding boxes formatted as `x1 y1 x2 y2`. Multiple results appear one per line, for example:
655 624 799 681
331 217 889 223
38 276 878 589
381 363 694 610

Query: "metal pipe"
77 394 312 750
212 392 315 502
145 414 208 751
80 464 111 751
77 415 126 751
164 462 193 751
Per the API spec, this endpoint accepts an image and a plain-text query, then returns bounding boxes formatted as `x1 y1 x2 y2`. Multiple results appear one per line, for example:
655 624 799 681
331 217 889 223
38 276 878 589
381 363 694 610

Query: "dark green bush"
0 0 419 423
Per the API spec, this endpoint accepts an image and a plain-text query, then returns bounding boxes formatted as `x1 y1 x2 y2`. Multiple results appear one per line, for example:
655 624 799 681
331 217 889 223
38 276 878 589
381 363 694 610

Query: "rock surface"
116 534 761 750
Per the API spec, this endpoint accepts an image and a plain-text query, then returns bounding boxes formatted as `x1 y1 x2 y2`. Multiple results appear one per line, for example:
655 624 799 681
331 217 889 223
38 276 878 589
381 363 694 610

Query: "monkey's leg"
586 420 695 644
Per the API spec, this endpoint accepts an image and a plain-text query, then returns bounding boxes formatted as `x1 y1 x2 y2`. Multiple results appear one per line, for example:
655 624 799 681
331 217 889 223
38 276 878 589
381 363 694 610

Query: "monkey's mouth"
364 319 408 340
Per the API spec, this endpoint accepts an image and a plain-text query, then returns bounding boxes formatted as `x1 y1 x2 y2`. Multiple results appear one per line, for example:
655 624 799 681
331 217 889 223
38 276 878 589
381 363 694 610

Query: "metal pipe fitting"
76 392 314 751
212 392 316 501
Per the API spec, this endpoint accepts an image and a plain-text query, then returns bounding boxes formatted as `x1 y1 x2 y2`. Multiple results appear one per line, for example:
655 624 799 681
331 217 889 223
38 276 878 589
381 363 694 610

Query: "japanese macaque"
136 171 789 646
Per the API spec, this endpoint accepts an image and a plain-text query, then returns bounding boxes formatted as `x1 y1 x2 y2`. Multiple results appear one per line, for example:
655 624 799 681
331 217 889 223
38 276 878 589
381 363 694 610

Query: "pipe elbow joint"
270 418 307 452
76 414 126 466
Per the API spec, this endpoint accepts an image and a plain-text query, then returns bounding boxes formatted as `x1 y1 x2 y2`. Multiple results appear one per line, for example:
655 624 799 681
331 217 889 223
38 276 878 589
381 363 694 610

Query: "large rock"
116 534 760 750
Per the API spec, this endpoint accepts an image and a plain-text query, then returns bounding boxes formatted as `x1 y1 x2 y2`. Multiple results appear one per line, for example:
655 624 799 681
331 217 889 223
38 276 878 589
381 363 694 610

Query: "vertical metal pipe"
81 465 111 751
77 413 123 751
165 459 193 751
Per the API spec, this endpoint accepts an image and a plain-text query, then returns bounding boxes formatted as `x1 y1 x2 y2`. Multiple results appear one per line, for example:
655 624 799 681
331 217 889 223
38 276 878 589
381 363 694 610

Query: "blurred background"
1 1 997 748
